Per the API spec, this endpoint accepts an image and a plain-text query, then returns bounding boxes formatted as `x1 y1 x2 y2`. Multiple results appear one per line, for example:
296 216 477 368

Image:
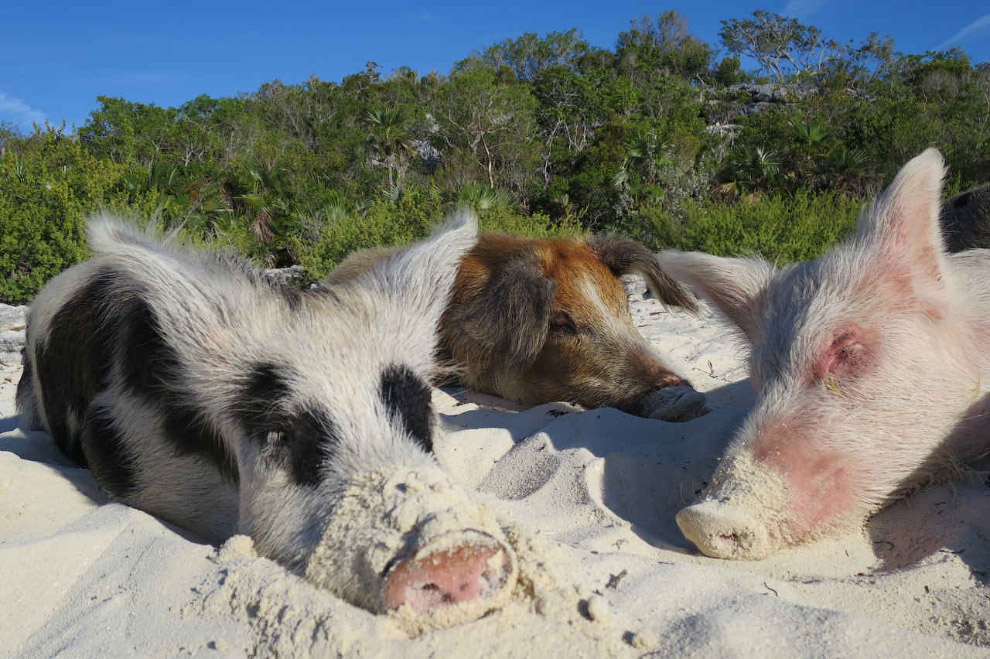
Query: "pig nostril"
657 374 684 388
418 582 454 604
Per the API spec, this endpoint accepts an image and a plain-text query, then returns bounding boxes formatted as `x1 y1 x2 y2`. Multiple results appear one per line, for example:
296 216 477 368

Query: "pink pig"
660 148 990 559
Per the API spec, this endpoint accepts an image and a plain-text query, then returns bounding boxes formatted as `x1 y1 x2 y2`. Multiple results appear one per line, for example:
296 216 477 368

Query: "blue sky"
2 1 988 132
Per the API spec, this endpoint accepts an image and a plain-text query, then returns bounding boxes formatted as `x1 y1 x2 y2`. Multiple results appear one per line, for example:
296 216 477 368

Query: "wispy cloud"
0 93 47 131
937 14 990 50
781 0 828 20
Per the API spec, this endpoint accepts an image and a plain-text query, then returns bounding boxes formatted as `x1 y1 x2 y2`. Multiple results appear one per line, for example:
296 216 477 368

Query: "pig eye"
814 329 870 380
838 344 860 359
548 310 578 337
833 333 864 363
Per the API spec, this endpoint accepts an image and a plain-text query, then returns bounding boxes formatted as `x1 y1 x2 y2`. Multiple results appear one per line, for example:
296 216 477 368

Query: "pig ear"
655 250 777 341
858 148 948 299
458 255 555 366
357 209 479 327
85 214 225 314
589 236 698 311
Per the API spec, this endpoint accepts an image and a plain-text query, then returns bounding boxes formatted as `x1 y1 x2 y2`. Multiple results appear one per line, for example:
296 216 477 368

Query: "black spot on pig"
163 402 239 483
237 363 337 486
81 403 136 497
238 363 292 433
379 364 434 453
121 299 181 400
285 408 339 486
119 296 237 481
37 268 122 464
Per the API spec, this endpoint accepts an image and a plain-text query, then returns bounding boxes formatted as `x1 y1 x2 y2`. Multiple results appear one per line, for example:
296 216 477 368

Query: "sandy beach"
1 287 988 657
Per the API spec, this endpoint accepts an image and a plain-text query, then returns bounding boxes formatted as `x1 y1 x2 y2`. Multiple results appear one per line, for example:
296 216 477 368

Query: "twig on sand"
606 570 628 589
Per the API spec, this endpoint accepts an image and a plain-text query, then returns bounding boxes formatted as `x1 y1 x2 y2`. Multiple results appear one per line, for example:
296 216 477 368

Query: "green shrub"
0 130 160 304
476 205 581 238
639 190 863 263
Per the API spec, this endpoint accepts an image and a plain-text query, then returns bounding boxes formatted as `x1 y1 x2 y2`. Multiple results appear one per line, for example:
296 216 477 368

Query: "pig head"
660 148 990 559
441 233 707 421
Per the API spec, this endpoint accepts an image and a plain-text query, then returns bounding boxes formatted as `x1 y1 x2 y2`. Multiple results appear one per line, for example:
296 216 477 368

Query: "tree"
617 11 712 80
434 68 539 192
364 103 413 187
719 11 840 82
713 56 747 85
474 29 590 81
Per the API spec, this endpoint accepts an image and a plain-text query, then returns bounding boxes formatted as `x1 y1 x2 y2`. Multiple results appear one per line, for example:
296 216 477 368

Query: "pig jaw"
505 337 708 421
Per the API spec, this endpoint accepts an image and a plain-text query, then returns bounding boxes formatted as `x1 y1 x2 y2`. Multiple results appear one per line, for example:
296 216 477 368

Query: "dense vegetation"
1 11 988 303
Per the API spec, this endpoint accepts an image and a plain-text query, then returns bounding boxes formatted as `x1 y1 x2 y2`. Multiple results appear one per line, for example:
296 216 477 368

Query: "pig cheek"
527 340 584 392
753 421 864 540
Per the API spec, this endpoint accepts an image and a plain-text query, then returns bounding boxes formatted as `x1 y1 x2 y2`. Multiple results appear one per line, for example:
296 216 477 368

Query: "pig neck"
946 252 990 373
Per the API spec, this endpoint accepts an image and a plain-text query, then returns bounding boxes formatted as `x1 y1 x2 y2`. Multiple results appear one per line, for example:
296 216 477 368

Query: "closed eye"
832 332 865 366
813 327 872 381
548 310 578 337
838 343 863 360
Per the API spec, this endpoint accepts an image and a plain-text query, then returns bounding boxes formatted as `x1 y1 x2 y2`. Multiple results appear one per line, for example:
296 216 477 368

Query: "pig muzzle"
637 377 709 422
676 500 778 560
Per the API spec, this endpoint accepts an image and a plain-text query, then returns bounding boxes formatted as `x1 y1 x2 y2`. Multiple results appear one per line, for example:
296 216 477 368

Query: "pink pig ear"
656 251 777 342
858 148 949 302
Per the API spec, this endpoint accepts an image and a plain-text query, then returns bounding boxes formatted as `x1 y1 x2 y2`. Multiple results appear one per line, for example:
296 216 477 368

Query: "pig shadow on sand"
1 409 108 506
866 393 990 581
597 379 752 552
866 488 990 582
866 473 990 583
0 411 222 547
445 379 753 553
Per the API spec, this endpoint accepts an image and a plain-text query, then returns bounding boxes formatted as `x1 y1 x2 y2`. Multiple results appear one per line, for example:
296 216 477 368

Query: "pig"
940 183 990 253
330 232 708 422
15 212 517 625
659 148 990 559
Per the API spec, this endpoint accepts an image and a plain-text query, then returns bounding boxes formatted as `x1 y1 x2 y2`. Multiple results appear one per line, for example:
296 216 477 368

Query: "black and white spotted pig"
16 212 516 623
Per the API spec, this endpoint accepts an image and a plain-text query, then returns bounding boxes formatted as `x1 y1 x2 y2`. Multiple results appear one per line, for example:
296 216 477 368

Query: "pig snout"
383 530 514 613
638 365 708 422
676 453 798 560
676 500 778 560
306 468 518 630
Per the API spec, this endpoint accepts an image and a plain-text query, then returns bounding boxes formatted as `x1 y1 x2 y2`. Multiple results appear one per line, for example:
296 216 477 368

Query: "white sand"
2 292 989 657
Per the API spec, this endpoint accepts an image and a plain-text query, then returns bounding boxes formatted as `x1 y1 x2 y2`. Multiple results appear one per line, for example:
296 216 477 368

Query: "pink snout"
383 533 513 613
676 500 779 560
